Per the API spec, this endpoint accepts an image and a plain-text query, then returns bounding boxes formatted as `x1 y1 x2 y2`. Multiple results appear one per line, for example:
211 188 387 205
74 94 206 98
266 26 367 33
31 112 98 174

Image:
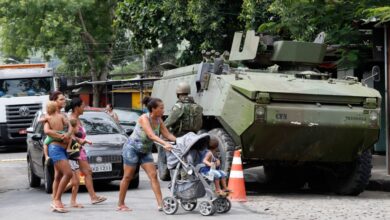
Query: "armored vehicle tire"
208 128 235 174
263 165 306 189
333 150 372 196
157 145 171 181
27 157 41 187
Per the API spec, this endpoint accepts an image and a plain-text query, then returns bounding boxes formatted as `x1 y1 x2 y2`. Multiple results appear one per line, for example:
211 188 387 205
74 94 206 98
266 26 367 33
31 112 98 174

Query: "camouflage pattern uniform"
164 96 202 137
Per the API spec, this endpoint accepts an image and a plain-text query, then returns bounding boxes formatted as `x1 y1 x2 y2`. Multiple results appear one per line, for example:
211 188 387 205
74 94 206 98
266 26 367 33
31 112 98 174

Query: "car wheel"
128 175 139 189
27 157 40 187
44 161 54 194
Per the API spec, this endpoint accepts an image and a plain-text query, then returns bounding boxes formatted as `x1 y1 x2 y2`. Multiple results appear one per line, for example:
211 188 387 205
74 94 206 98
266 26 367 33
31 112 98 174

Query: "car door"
29 116 45 178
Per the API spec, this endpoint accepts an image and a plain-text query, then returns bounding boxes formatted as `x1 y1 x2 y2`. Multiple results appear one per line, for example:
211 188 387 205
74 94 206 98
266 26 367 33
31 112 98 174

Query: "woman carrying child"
43 91 73 212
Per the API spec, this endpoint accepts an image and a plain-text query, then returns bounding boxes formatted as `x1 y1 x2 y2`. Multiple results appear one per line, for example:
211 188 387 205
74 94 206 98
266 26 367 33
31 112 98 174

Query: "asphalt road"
1 149 390 220
0 149 268 220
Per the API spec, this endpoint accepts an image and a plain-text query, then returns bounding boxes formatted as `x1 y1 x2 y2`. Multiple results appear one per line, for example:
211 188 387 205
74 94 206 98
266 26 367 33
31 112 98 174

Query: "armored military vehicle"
152 31 381 195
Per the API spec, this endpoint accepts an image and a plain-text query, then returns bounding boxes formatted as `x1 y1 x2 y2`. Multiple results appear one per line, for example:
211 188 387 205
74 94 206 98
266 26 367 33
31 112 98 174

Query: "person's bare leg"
118 165 137 208
70 170 82 207
53 160 72 209
214 179 221 192
141 162 163 208
78 160 99 201
52 165 61 201
221 177 228 190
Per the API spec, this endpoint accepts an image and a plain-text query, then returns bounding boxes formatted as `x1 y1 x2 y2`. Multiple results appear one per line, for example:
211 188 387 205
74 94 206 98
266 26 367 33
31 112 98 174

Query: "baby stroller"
156 132 231 216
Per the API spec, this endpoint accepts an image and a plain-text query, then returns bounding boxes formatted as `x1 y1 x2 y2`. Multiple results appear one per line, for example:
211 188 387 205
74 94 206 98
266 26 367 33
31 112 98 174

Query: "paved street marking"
0 158 26 162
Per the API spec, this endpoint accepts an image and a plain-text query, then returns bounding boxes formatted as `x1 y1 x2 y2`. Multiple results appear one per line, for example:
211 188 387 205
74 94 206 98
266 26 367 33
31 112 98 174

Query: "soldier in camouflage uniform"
157 82 203 180
164 82 203 137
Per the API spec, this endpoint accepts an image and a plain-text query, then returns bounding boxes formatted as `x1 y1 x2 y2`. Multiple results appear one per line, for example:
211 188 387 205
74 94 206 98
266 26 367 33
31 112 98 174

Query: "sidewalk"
367 154 390 192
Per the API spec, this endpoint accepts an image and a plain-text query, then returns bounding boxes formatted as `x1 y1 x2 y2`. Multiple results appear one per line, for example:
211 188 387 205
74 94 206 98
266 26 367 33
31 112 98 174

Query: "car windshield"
80 112 122 135
115 109 141 125
0 77 53 97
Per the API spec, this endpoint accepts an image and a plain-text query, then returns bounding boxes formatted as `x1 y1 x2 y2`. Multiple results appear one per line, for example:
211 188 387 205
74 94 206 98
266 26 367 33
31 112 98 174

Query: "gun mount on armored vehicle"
152 31 381 195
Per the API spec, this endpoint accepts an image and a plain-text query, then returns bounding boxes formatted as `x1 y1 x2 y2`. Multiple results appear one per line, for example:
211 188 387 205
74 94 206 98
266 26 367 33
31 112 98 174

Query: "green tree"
245 0 390 68
116 0 245 67
0 0 133 106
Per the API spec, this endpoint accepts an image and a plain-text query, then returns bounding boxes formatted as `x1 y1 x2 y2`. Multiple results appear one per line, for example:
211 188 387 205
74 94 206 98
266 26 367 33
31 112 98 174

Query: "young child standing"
201 137 230 195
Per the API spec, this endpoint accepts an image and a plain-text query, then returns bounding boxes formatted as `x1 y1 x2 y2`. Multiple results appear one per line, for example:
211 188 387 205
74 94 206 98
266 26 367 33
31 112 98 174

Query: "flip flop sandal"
91 196 107 205
51 203 69 213
116 205 132 212
71 203 84 208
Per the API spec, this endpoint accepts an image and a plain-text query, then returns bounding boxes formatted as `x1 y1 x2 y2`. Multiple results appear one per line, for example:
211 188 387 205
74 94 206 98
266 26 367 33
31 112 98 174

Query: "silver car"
26 110 139 193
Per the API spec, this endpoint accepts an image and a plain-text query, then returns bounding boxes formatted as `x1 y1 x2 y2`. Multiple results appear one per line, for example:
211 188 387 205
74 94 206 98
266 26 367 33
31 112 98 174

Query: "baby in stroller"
160 132 231 216
200 136 231 195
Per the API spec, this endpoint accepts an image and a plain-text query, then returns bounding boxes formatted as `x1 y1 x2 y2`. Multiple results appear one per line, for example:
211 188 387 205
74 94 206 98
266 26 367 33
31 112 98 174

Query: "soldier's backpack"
179 102 203 133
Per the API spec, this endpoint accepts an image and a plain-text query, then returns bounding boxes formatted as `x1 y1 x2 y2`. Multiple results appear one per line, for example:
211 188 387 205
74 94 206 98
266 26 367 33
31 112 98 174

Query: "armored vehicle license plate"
91 163 112 172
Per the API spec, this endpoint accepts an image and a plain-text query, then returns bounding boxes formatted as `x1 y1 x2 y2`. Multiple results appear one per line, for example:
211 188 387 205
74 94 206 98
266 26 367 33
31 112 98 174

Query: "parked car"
114 108 142 132
26 110 139 193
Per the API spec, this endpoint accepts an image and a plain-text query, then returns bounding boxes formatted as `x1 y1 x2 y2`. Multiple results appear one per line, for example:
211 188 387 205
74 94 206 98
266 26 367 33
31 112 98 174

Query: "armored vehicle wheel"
213 198 231 213
208 128 235 174
199 201 216 216
180 199 197 211
162 197 179 215
264 165 305 189
333 150 372 196
157 145 171 181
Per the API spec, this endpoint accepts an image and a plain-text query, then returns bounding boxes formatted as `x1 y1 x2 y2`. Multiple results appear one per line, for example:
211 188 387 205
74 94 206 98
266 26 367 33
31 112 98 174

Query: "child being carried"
40 101 85 161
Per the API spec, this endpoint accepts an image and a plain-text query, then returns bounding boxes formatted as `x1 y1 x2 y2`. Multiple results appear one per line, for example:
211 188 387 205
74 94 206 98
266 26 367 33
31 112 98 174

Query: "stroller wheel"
199 201 216 216
162 197 179 215
213 198 231 213
180 199 197 211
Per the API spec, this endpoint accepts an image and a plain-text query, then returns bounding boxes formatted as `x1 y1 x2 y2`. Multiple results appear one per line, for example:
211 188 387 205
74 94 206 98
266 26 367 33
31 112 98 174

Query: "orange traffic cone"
228 150 247 202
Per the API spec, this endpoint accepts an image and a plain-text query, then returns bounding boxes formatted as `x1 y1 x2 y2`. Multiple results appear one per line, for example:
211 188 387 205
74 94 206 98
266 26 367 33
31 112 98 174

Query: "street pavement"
2 150 390 220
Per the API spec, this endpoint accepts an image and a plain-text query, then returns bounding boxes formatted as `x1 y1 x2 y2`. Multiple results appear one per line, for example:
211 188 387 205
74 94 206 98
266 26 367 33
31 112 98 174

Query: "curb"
367 179 390 192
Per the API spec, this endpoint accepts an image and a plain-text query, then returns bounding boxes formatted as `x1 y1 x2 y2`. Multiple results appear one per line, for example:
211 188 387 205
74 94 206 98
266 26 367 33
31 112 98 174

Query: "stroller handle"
154 141 192 172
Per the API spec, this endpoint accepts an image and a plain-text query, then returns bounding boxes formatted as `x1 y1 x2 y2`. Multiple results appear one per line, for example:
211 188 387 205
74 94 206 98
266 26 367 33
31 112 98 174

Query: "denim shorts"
206 169 226 180
48 144 68 163
122 145 154 166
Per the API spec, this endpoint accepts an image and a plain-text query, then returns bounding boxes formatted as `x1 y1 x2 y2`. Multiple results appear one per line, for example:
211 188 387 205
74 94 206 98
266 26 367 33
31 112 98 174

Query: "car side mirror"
26 127 34 133
31 134 42 141
125 128 134 136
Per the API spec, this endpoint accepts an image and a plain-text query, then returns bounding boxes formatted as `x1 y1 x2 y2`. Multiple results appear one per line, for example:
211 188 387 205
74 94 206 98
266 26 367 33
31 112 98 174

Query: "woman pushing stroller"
117 97 176 211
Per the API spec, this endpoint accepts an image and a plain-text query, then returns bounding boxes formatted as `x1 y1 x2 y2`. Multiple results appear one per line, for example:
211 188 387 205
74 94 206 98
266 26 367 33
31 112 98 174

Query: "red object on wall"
79 94 90 106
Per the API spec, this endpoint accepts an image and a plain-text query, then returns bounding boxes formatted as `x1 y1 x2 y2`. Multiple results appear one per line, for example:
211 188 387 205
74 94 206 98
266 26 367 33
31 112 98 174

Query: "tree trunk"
92 84 100 107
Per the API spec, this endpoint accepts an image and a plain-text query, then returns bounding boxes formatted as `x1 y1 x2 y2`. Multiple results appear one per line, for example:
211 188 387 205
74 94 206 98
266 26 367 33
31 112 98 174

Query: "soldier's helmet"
176 82 191 94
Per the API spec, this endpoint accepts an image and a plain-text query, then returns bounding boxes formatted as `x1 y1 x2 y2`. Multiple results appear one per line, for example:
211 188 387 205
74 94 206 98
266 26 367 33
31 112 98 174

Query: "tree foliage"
116 0 245 66
244 0 390 68
0 0 134 106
